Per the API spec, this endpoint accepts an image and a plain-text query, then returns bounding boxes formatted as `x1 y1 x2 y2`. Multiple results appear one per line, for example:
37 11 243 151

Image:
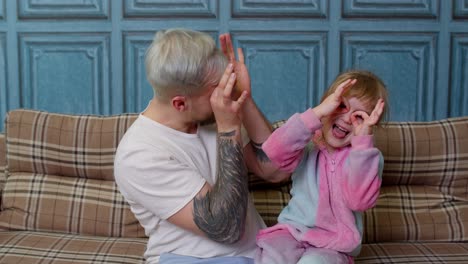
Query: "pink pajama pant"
255 228 353 264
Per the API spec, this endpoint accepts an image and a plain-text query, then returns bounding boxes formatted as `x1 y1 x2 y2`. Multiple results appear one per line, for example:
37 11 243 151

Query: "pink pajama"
255 228 352 264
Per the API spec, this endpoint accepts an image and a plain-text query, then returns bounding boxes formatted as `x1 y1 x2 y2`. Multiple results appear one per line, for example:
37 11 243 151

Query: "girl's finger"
223 73 236 99
335 79 356 97
370 100 385 122
352 111 368 126
238 48 244 64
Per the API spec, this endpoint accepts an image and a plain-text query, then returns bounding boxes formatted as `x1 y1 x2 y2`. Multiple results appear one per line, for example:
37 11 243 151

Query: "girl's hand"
351 99 385 135
210 64 249 132
313 79 357 119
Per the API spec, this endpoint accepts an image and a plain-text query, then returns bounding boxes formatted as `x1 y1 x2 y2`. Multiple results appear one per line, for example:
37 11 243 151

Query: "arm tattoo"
251 140 271 163
193 130 249 244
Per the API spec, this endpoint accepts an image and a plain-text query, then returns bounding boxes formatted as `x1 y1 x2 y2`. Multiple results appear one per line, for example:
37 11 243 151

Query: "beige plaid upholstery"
355 242 468 263
0 109 145 238
1 109 467 263
0 134 6 208
364 117 468 243
0 231 146 263
5 109 137 180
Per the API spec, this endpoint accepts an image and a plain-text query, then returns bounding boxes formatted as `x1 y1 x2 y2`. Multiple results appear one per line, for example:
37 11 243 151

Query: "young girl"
255 70 388 264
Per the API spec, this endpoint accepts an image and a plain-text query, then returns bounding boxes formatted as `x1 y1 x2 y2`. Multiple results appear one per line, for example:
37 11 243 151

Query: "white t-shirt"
114 114 266 264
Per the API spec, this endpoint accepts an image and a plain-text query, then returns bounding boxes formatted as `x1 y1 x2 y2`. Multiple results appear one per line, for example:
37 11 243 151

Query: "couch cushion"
364 117 468 243
0 173 146 237
5 109 137 180
355 242 468 263
363 185 468 243
374 116 468 198
250 186 291 227
0 231 147 263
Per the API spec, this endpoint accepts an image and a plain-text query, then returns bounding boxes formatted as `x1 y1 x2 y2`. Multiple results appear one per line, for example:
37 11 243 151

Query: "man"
114 28 286 264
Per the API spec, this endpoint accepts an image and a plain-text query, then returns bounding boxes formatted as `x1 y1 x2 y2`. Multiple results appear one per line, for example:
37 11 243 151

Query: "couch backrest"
375 118 468 195
363 116 468 243
5 109 137 180
0 109 146 238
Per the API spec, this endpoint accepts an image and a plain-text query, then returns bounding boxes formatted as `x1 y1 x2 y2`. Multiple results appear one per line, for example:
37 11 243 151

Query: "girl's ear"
172 96 187 112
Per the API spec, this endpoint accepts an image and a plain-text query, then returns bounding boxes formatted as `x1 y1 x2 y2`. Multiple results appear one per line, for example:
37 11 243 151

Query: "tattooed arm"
194 129 248 243
242 99 291 183
166 63 250 243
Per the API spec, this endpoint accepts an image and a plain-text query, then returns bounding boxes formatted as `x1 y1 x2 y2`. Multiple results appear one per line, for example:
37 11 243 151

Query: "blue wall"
0 0 467 131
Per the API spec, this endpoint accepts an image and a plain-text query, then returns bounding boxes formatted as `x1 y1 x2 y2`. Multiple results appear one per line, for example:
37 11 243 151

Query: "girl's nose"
343 111 353 124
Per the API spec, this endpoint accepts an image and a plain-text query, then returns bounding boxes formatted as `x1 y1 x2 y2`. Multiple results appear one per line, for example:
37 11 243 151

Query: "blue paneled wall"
0 0 467 131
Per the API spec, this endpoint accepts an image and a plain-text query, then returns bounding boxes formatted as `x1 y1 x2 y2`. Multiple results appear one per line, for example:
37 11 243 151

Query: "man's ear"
172 96 187 112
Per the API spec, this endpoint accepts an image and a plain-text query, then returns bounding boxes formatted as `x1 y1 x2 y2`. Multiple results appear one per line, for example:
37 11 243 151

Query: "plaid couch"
0 109 467 263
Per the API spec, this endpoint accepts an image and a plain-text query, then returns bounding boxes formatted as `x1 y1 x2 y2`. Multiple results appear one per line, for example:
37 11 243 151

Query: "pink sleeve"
342 135 383 211
262 109 322 173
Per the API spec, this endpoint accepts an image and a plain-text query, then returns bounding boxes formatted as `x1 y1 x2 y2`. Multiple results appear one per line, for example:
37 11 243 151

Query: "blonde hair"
321 70 389 124
145 28 227 100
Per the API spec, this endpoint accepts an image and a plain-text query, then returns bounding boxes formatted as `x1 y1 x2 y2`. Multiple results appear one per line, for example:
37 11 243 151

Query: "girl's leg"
255 228 305 264
297 247 350 264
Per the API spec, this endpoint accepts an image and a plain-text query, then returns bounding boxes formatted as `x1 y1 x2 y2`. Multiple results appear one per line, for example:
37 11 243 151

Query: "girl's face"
321 96 373 153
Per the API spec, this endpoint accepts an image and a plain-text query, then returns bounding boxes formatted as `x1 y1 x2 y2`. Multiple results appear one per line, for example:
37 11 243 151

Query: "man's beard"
199 113 216 126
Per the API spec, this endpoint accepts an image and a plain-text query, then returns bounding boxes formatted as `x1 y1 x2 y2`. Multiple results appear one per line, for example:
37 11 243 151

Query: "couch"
0 109 467 263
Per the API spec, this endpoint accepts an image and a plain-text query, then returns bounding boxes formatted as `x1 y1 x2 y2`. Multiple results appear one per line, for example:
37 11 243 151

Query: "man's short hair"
145 28 228 100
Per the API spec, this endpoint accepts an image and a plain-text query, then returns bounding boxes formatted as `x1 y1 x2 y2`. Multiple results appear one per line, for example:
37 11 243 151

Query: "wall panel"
0 34 6 124
0 0 466 131
342 33 437 121
451 34 468 117
19 33 110 114
454 0 468 19
232 32 326 122
343 0 439 18
18 0 109 19
232 0 327 18
123 0 218 18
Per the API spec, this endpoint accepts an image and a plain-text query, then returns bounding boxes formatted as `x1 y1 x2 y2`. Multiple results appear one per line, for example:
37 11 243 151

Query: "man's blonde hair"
145 28 228 100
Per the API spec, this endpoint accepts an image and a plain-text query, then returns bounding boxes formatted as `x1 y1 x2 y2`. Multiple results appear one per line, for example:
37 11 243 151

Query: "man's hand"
210 63 249 132
312 78 357 119
219 34 251 100
351 99 385 136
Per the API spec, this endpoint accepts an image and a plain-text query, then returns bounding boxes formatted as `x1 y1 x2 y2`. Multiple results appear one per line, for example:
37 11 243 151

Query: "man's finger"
218 64 234 90
225 34 235 62
238 48 244 64
236 91 249 106
223 73 236 99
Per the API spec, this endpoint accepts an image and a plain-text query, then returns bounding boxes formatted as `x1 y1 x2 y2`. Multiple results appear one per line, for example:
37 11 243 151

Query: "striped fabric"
0 173 146 237
1 109 467 263
0 231 147 264
0 109 145 237
355 242 468 263
364 117 468 243
0 134 6 208
5 109 138 180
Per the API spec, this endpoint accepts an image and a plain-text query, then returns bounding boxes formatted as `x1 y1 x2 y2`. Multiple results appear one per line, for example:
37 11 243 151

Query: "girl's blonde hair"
321 70 390 124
